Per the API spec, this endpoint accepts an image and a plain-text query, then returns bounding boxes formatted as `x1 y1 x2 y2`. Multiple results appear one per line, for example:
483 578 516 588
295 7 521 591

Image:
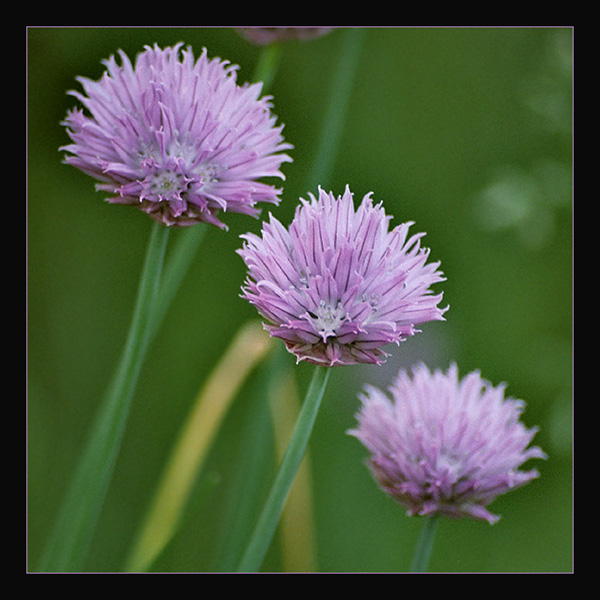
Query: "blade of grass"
305 27 366 190
235 365 330 572
39 31 283 573
211 347 282 572
124 320 274 572
234 27 365 574
269 368 318 572
38 221 169 572
252 42 283 91
138 470 222 571
124 40 285 572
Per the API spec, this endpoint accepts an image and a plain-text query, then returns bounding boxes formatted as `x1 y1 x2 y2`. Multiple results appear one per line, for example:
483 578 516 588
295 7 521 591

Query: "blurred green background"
27 27 572 573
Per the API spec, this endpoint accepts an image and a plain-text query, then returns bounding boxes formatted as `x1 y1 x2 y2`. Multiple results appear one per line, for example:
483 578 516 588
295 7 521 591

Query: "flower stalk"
39 221 169 572
410 515 439 572
236 365 331 572
349 364 546 526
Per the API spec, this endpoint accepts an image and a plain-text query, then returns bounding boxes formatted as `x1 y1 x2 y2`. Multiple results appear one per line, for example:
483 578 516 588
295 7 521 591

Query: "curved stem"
117 39 283 575
124 321 274 572
234 28 366 574
38 222 169 572
410 515 439 573
306 27 366 190
236 366 331 572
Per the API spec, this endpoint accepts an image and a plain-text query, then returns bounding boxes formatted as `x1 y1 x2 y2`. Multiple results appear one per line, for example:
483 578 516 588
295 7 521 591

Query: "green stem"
410 515 439 573
234 28 366 574
252 43 283 91
150 224 206 344
38 222 169 572
306 27 366 190
236 365 331 572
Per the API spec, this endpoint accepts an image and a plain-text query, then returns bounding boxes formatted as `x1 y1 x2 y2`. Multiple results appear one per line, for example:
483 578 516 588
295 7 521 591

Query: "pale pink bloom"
61 43 292 228
238 186 447 366
349 363 547 523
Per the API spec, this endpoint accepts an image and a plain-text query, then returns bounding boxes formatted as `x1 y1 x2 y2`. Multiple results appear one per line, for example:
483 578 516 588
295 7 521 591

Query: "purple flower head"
237 186 447 366
349 363 547 524
61 43 292 228
236 27 334 46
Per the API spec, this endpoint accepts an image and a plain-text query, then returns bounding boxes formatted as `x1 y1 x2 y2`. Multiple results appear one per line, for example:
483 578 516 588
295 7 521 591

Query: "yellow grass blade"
126 320 274 572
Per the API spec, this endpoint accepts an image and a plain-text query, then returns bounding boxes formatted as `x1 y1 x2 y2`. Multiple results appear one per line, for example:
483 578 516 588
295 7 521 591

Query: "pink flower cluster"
238 186 447 366
349 364 547 523
61 43 292 228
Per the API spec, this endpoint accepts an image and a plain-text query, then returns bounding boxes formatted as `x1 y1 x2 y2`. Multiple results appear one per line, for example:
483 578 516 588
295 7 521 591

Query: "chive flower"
349 363 547 524
237 186 447 366
61 43 292 228
236 27 334 46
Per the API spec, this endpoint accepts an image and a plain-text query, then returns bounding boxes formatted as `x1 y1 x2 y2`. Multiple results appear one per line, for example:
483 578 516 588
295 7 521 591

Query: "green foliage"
27 27 572 573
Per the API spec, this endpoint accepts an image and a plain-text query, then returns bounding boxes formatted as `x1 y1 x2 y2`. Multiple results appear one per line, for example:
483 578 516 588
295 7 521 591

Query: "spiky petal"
349 363 547 523
238 186 447 366
61 43 292 228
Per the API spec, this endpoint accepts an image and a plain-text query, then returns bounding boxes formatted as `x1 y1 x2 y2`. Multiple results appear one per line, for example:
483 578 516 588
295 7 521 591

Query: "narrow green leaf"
125 321 274 572
38 222 169 572
236 365 331 572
